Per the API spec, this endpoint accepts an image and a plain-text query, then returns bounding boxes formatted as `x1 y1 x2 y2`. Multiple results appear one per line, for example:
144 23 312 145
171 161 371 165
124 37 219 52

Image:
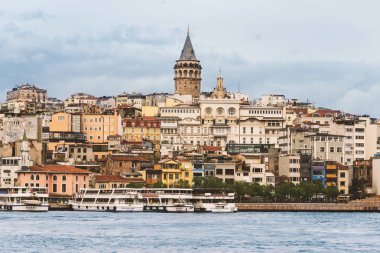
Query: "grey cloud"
18 10 54 22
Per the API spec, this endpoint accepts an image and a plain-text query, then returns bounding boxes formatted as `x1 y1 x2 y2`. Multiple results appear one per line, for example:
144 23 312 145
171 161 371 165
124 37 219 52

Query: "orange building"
17 165 91 202
81 111 120 143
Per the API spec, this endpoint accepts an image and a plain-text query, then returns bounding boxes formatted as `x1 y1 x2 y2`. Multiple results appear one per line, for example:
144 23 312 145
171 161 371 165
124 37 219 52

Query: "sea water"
0 211 379 252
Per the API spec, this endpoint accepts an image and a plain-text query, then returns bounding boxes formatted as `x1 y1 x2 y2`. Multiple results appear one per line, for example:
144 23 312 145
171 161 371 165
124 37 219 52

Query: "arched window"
217 107 225 115
30 175 34 180
228 107 236 115
36 175 40 180
62 175 67 181
53 175 57 181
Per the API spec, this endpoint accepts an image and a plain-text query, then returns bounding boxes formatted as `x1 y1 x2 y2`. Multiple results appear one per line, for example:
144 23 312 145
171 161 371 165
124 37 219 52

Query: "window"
242 127 246 134
62 175 66 181
340 172 346 178
337 147 342 152
53 184 57 193
216 169 223 175
36 175 39 180
330 147 335 153
320 147 325 152
30 175 34 180
58 116 65 121
53 175 57 181
340 181 345 186
62 184 66 193
253 168 262 173
228 108 236 115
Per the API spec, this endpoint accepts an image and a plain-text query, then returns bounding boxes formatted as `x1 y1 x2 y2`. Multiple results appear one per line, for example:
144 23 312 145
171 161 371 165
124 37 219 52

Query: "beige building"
122 117 160 143
279 155 301 184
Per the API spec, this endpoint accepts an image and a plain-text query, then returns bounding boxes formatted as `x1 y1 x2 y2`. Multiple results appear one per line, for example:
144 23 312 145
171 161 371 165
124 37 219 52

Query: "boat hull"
71 203 144 212
0 204 48 212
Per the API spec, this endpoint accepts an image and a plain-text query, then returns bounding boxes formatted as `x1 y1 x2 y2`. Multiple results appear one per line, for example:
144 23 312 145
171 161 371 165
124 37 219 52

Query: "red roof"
95 175 145 183
306 109 341 117
26 165 91 174
122 118 160 128
109 156 149 162
203 146 222 151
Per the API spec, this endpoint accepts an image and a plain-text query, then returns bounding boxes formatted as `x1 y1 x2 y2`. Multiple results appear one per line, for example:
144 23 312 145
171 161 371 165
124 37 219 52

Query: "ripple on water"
0 212 380 252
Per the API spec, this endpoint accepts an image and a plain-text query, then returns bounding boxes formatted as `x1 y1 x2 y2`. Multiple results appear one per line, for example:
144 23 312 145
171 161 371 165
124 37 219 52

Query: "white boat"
192 191 238 213
0 187 49 212
70 188 144 212
141 188 194 212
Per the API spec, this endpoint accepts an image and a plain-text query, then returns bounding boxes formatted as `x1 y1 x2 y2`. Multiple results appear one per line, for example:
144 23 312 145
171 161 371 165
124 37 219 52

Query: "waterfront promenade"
237 197 380 212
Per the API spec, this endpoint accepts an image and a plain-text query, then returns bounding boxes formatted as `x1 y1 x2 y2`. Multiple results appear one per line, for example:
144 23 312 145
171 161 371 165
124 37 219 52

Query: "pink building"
17 165 91 202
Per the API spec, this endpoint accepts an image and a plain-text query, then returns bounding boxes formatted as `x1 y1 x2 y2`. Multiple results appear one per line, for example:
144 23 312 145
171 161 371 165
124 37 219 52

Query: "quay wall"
236 203 380 212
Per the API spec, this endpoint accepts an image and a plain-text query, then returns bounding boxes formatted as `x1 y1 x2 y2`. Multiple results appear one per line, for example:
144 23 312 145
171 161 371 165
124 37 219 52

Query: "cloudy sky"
0 0 379 117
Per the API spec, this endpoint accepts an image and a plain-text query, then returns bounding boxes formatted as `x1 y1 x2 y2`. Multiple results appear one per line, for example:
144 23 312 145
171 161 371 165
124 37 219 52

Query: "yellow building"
142 106 159 117
122 117 160 143
82 111 120 143
50 112 74 132
337 164 349 194
49 112 84 152
158 159 193 188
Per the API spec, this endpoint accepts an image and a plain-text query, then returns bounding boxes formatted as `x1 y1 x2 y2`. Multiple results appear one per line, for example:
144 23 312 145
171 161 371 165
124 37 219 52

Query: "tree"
233 181 249 202
274 182 294 202
127 182 144 188
324 186 340 202
177 179 190 188
152 181 167 188
203 177 225 189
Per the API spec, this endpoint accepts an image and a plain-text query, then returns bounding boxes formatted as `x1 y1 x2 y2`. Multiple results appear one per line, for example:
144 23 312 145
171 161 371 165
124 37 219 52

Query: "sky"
0 0 379 117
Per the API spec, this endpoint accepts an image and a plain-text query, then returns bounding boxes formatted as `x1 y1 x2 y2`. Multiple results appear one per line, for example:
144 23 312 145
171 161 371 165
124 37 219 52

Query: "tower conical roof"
179 33 197 61
22 130 27 141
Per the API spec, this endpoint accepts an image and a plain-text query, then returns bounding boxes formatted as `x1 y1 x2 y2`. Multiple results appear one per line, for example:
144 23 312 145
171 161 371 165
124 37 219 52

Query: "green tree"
274 182 294 202
152 181 167 188
177 179 190 188
203 177 225 189
324 186 340 202
233 181 250 202
127 182 144 188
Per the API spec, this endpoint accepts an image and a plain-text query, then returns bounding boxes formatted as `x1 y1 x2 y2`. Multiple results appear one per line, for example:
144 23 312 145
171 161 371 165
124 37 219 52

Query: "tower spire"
187 24 189 35
179 29 197 61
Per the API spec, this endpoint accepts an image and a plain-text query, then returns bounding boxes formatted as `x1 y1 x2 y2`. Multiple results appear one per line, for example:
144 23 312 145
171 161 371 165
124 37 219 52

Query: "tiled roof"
25 165 91 174
109 156 149 162
203 146 221 151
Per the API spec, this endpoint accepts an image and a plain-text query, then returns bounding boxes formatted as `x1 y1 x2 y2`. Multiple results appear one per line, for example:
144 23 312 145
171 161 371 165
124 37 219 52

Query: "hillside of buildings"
1 32 380 203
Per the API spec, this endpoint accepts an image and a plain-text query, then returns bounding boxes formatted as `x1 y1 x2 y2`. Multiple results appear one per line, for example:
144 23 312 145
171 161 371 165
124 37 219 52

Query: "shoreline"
236 203 380 212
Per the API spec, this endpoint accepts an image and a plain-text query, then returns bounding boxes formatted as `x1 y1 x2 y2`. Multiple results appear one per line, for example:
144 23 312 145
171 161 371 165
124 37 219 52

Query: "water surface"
0 212 379 252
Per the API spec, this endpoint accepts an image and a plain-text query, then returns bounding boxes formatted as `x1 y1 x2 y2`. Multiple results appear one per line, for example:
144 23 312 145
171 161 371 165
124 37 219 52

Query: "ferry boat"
70 188 144 212
192 189 238 213
141 188 194 212
0 187 49 212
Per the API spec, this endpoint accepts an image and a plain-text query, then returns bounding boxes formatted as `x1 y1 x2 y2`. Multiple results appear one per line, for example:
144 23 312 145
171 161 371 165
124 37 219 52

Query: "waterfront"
1 212 380 252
